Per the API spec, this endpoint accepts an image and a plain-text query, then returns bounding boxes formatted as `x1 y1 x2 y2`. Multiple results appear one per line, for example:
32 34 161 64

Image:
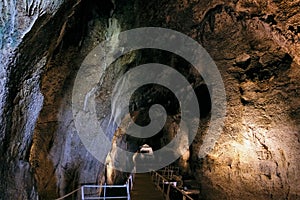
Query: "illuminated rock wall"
0 0 299 199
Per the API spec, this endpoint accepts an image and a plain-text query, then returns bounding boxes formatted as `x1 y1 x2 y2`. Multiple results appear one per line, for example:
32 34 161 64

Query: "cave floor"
131 173 164 200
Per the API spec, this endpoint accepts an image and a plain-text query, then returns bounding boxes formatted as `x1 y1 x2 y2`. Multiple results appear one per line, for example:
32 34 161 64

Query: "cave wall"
0 0 114 199
1 1 74 198
185 1 300 199
0 0 299 199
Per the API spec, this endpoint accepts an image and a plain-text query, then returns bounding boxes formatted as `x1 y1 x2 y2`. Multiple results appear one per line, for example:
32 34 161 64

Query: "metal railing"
164 166 180 176
151 171 194 200
81 175 133 200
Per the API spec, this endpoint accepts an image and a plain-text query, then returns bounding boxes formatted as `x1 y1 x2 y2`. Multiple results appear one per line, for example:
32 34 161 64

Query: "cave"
0 0 299 199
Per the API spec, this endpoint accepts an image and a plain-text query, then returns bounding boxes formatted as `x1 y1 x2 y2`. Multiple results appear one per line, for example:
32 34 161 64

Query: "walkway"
131 173 164 200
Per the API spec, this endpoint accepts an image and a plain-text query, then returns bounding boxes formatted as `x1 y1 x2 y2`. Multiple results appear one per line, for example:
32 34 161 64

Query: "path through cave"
0 0 299 199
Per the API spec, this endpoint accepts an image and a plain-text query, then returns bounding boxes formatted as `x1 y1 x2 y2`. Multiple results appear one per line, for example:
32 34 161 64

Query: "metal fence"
151 171 195 200
81 175 133 200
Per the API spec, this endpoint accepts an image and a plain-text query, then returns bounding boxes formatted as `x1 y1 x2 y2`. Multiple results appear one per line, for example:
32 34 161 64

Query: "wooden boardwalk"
131 173 164 200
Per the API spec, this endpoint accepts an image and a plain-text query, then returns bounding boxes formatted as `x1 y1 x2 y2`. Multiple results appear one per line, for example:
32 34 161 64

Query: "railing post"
162 180 165 196
158 176 160 190
129 175 133 190
126 182 130 200
104 183 107 200
81 186 85 200
166 183 171 200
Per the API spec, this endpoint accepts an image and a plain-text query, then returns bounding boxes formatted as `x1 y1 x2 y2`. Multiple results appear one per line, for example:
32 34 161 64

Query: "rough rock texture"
186 1 300 199
0 0 113 199
1 1 71 198
0 0 299 199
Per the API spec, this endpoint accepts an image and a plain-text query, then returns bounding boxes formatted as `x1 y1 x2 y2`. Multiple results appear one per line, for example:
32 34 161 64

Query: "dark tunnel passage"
94 48 213 188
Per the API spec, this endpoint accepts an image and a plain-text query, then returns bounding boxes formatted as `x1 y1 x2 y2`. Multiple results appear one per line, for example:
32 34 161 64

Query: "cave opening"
95 47 212 190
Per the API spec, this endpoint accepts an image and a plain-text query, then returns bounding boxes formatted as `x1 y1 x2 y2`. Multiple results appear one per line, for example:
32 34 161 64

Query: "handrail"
55 187 81 200
54 174 133 200
81 184 130 200
81 174 133 200
151 171 195 200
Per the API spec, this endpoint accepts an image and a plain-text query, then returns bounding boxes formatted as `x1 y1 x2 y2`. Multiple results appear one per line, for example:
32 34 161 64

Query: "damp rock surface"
0 0 299 199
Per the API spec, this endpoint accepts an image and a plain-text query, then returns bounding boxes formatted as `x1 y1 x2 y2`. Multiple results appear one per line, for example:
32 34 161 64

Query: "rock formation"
0 0 299 199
